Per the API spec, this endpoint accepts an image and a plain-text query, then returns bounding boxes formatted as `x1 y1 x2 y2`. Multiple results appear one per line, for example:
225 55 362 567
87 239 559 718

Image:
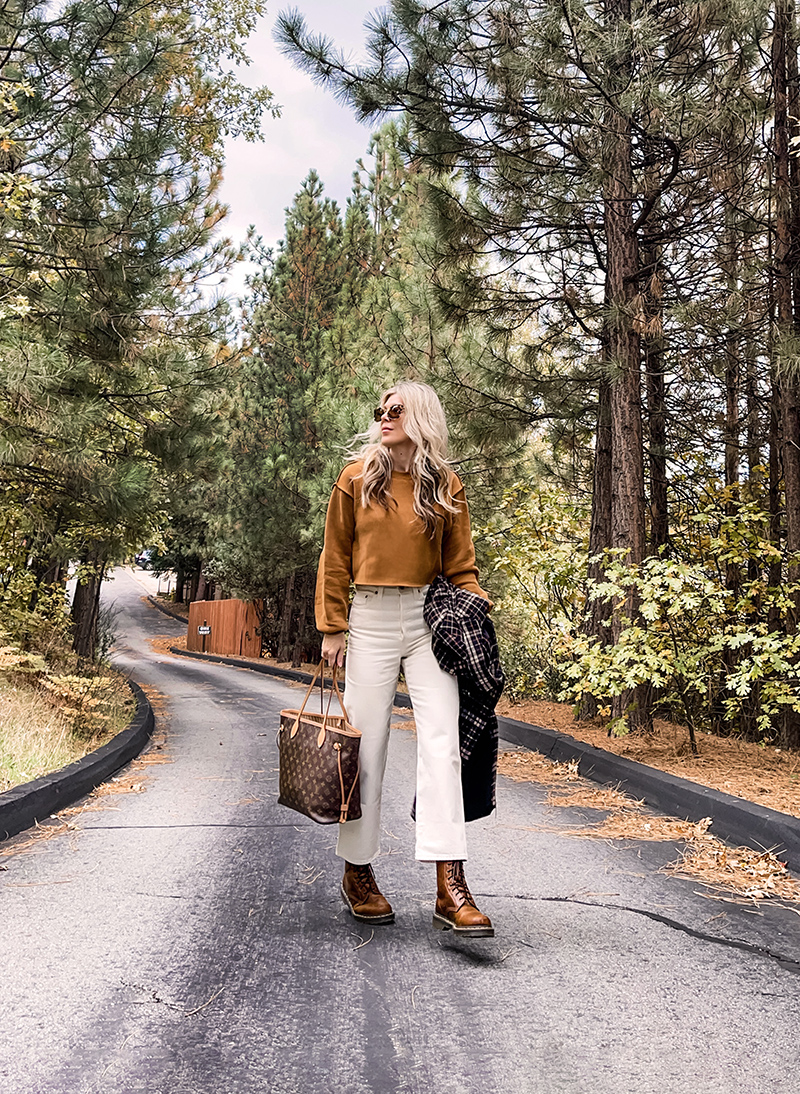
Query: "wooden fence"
187 599 262 658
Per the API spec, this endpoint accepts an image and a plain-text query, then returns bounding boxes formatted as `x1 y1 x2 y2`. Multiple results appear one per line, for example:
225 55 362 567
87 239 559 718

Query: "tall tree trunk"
604 0 650 731
188 566 201 605
745 312 762 482
175 562 186 605
786 2 800 626
773 0 800 747
642 234 668 556
196 572 209 601
724 350 740 504
71 554 106 662
278 571 296 662
712 179 743 736
774 0 797 601
580 373 613 720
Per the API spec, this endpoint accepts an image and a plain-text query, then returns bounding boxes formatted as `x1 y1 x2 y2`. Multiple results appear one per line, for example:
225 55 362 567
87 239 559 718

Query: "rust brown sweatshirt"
315 461 487 634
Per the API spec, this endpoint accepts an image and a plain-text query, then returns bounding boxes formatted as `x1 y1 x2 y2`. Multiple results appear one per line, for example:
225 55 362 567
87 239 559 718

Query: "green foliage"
207 173 352 593
188 130 531 660
276 0 800 752
0 577 128 750
0 567 72 663
0 0 273 659
478 477 590 701
477 467 800 741
560 546 800 741
481 480 800 741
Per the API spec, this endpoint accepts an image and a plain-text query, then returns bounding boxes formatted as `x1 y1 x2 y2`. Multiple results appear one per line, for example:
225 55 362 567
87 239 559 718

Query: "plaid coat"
423 575 505 821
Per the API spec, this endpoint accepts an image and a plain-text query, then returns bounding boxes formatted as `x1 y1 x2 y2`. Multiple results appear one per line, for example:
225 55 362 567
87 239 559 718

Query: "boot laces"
446 861 475 908
349 862 378 895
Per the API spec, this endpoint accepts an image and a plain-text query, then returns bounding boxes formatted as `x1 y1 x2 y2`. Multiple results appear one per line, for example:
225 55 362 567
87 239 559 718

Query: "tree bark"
175 562 185 605
196 572 209 602
642 235 668 555
580 374 613 720
773 0 800 747
188 566 200 605
604 0 650 731
778 0 800 630
278 571 296 663
71 555 106 662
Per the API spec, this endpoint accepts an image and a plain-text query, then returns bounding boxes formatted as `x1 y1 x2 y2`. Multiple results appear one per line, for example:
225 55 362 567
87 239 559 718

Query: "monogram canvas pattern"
277 710 362 825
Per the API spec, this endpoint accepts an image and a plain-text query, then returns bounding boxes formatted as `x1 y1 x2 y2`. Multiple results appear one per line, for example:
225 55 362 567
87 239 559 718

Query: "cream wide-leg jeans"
336 585 466 865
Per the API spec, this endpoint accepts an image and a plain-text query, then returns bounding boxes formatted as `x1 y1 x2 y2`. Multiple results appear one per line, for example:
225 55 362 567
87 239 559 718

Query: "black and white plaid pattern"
424 575 505 821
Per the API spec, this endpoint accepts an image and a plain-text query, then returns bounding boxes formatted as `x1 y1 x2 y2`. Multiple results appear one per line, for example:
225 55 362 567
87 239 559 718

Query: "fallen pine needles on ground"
497 696 800 818
663 836 800 903
497 748 800 904
147 634 187 657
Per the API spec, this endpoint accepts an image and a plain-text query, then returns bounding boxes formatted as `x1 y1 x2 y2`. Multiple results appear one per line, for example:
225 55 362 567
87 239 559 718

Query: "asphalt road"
2 567 800 1094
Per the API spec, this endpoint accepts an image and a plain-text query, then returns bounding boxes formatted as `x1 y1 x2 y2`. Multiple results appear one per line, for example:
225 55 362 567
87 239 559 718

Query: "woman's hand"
321 631 346 668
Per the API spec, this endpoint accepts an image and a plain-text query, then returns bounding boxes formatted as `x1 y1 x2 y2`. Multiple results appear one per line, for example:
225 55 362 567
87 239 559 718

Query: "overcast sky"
217 1 382 299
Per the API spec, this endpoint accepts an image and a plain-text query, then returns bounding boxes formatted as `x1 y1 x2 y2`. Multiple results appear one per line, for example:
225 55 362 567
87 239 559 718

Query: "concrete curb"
146 595 189 625
168 645 800 873
0 680 155 841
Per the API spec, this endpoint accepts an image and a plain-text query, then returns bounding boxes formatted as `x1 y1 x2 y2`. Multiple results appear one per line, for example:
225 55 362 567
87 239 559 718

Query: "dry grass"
0 672 133 793
0 684 87 790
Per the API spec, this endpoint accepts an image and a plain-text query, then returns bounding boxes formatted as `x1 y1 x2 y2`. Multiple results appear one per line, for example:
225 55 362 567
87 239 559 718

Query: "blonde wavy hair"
351 381 460 535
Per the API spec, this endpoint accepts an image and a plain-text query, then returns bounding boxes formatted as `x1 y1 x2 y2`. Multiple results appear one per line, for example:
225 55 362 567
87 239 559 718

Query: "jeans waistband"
354 584 430 596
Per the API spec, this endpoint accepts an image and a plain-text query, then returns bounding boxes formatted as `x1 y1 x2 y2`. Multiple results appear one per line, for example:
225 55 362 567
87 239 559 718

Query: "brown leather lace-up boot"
341 862 395 924
433 860 494 937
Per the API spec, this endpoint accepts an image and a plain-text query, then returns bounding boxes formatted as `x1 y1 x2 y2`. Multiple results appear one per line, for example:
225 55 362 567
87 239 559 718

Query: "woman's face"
378 392 412 450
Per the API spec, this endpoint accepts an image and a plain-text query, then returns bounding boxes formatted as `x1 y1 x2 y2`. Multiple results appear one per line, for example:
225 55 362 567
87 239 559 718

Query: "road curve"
2 567 799 1094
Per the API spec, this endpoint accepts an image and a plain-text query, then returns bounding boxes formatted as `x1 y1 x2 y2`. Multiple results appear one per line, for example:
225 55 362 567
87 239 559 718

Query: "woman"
315 380 494 937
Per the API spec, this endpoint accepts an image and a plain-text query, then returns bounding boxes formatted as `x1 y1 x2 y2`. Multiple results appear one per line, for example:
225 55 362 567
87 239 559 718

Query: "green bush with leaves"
482 481 800 747
0 570 72 663
560 550 800 747
478 481 589 701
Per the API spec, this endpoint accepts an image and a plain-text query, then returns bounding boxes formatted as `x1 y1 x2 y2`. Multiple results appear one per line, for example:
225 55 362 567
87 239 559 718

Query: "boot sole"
341 885 395 925
432 911 494 938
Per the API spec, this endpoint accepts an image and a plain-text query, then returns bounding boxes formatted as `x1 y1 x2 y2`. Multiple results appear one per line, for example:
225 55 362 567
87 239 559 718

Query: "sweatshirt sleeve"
442 482 490 601
315 476 356 634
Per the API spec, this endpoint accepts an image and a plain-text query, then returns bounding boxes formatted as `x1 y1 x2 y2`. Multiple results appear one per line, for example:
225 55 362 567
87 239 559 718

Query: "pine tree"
206 172 350 663
0 0 274 658
278 0 773 729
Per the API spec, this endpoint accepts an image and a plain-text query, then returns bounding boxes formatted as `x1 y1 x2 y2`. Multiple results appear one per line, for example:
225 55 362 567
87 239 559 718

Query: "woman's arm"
315 477 356 635
442 483 489 600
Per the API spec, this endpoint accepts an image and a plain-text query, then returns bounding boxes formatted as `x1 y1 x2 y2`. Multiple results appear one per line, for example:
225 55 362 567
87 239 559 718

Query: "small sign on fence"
187 600 261 658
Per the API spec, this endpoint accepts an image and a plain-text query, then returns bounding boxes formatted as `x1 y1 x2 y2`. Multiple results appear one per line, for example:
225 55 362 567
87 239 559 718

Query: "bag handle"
291 661 350 738
292 659 323 721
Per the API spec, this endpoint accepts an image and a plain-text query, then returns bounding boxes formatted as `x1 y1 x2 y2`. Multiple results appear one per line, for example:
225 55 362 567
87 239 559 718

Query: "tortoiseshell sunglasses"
373 404 405 421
